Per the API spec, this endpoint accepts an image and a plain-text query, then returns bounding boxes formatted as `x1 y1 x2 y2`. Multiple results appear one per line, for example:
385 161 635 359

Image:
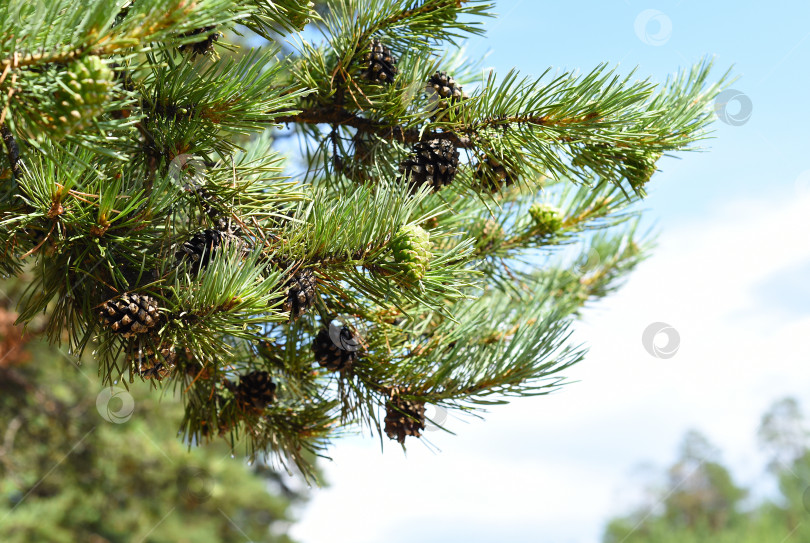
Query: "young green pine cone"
623 152 661 190
391 225 432 282
48 56 114 136
529 203 563 236
473 218 505 251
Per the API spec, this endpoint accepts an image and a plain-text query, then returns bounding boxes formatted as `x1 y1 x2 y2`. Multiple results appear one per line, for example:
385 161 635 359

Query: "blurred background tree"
0 281 310 543
603 398 810 543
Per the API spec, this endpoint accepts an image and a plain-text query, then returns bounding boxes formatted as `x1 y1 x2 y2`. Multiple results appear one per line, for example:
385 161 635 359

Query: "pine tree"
0 0 730 476
0 285 307 542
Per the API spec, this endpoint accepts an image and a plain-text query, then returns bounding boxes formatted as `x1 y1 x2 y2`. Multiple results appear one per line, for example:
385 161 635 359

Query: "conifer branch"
0 0 729 473
273 107 472 147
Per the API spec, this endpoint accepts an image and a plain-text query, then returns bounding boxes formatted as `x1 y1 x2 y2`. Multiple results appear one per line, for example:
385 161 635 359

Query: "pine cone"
283 269 317 320
363 39 398 84
236 371 277 413
129 342 177 380
623 152 661 190
384 396 426 443
427 71 466 101
48 56 114 136
473 218 505 251
312 328 357 372
185 184 222 221
179 26 220 56
175 228 233 273
391 225 432 282
426 71 468 118
474 157 517 191
99 294 161 338
529 203 563 235
399 138 459 191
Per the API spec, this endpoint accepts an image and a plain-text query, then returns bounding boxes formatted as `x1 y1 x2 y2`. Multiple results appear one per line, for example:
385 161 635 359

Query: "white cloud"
290 190 810 543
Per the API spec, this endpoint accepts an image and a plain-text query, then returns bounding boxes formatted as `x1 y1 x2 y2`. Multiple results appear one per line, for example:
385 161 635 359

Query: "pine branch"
0 0 730 472
273 107 472 147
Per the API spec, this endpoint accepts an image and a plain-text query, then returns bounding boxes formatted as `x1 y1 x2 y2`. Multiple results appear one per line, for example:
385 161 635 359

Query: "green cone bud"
623 152 661 190
392 225 432 282
48 56 114 136
473 218 505 251
529 203 563 236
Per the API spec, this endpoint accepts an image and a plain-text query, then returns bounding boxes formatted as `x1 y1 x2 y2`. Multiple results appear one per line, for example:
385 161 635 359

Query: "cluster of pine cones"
360 38 515 195
359 39 466 193
94 35 479 447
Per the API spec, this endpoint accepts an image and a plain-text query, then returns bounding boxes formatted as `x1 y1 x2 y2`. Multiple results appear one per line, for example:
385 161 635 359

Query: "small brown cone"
99 294 161 338
236 371 277 413
384 395 426 443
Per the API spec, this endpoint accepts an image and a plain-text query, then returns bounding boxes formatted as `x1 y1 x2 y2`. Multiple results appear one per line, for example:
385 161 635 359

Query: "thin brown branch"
273 107 472 148
1 123 21 180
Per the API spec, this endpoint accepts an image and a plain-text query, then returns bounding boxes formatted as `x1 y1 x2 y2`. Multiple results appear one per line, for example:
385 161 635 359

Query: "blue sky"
464 0 810 223
290 2 810 542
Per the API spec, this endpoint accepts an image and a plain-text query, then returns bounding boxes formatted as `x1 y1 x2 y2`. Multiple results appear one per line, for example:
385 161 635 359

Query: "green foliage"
603 399 810 543
0 300 306 542
0 0 729 476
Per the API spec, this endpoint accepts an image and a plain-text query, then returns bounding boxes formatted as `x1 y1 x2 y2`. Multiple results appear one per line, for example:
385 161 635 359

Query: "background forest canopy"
604 397 810 543
0 0 729 480
0 289 310 543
